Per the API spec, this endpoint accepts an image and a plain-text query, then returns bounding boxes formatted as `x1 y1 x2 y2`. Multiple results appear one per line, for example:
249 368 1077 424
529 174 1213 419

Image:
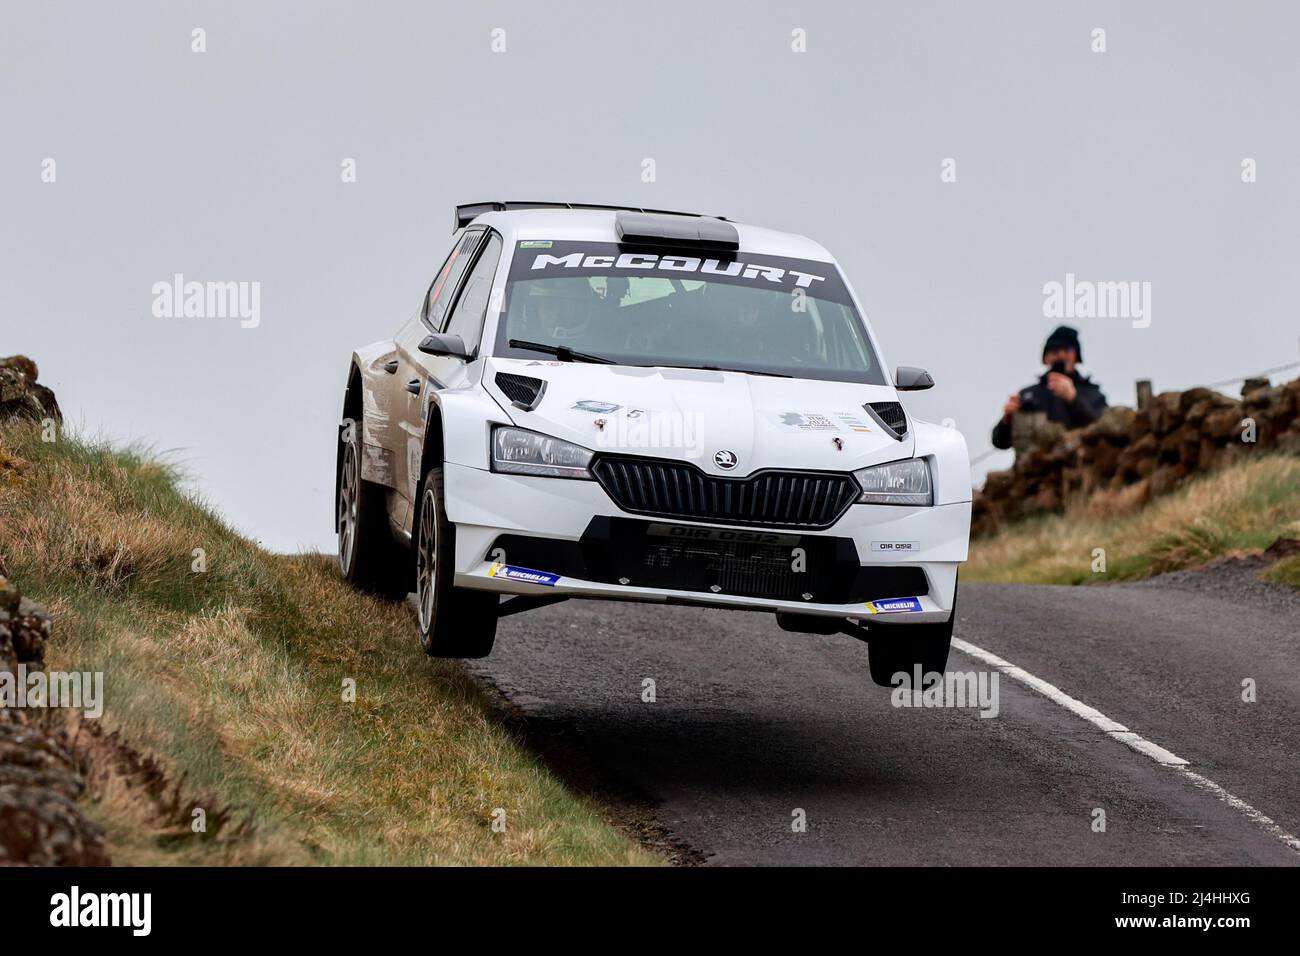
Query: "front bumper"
443 462 970 623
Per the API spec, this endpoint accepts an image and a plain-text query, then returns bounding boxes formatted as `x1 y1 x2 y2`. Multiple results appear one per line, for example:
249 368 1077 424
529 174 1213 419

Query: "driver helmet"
525 279 598 339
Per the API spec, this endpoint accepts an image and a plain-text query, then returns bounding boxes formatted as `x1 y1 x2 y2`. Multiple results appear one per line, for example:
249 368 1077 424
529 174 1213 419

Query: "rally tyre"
866 584 958 687
337 419 410 599
415 466 498 658
866 620 953 687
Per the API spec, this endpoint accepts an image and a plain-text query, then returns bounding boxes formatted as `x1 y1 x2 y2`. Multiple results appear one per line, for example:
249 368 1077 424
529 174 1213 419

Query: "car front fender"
910 419 972 506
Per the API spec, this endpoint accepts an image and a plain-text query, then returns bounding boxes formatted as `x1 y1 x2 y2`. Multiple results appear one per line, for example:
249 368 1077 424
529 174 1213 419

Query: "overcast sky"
4 1 1298 552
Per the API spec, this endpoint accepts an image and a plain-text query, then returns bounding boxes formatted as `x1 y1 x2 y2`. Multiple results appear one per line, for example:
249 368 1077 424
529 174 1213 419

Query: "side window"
424 230 483 330
443 233 503 354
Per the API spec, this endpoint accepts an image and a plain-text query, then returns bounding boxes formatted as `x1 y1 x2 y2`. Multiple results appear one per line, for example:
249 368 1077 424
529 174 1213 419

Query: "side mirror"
894 366 935 391
418 333 470 360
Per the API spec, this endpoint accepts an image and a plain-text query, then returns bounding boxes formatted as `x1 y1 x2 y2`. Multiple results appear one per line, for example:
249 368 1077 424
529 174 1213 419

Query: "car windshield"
493 240 886 384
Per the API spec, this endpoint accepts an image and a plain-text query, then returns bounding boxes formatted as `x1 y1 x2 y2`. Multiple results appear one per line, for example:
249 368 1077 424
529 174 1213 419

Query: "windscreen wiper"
693 365 792 378
508 339 615 365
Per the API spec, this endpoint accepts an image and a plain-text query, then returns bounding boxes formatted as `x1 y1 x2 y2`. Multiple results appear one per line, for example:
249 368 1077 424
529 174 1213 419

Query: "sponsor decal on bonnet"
864 596 923 614
778 412 839 431
772 411 873 433
835 412 872 433
488 563 560 586
573 400 622 414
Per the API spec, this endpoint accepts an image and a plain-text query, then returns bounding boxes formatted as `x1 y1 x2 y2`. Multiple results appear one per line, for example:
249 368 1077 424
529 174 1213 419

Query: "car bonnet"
484 358 915 476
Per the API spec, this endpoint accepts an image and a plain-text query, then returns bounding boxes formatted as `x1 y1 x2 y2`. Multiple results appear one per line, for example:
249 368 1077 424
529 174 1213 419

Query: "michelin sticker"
488 563 560 587
573 400 622 414
864 596 923 614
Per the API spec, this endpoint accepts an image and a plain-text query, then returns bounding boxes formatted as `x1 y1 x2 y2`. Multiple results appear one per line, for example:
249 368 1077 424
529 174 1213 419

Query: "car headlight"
491 426 593 479
853 458 933 506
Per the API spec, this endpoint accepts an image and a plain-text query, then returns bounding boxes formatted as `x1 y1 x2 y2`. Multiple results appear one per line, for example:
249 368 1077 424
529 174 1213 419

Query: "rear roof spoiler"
454 200 729 232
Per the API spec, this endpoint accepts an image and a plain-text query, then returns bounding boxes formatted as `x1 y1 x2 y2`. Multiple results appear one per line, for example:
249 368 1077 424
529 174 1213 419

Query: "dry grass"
1264 554 1300 589
966 454 1300 586
0 420 658 866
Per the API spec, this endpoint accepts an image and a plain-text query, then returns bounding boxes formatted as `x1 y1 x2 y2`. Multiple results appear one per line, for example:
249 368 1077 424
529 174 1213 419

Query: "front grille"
591 456 859 529
495 373 545 410
867 401 907 438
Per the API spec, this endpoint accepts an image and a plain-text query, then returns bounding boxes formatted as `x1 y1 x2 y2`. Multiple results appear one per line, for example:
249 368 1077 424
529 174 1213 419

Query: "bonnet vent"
496 373 546 411
865 402 908 440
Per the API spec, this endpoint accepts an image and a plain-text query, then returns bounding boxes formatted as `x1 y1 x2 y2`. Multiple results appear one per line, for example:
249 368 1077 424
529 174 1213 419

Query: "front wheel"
415 466 498 658
866 584 958 687
866 619 953 687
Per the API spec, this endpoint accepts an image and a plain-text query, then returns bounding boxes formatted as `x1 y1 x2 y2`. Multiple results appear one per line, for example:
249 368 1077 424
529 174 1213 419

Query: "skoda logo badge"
714 449 738 470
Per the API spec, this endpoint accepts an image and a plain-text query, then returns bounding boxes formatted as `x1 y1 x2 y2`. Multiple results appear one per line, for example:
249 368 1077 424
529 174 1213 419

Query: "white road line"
951 636 1300 855
1179 770 1300 853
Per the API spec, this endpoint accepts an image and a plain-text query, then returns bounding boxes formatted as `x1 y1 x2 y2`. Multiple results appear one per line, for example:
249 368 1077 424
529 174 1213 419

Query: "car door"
386 227 485 536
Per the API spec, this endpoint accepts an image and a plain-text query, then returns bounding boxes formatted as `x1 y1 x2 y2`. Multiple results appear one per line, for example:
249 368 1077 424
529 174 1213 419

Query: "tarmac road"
466 564 1300 865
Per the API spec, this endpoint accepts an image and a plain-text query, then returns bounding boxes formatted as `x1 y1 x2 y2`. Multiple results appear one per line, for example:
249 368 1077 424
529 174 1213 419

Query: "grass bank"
0 420 657 865
966 454 1300 588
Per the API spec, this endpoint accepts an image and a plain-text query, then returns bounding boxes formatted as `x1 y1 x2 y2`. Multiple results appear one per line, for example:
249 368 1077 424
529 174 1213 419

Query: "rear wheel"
415 466 498 658
337 419 409 599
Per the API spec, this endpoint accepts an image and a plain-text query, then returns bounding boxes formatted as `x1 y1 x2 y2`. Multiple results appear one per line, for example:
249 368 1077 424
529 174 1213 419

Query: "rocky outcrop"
0 576 109 866
973 376 1300 537
0 355 61 424
0 577 49 672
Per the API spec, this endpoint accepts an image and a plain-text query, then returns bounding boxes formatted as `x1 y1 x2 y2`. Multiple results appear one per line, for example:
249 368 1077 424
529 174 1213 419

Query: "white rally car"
336 202 971 685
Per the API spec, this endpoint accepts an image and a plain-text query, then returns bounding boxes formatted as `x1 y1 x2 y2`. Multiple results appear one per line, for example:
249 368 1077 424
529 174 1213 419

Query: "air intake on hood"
495 373 546 411
865 402 908 440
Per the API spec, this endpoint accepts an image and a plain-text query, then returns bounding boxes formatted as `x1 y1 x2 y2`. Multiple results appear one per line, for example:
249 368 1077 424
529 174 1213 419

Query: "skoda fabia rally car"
336 201 971 686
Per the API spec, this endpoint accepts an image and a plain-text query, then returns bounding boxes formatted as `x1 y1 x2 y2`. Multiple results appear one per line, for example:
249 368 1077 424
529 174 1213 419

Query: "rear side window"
443 233 502 354
424 230 482 329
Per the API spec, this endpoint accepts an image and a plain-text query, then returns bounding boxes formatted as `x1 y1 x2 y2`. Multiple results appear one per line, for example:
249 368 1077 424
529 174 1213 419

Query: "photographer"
991 325 1108 450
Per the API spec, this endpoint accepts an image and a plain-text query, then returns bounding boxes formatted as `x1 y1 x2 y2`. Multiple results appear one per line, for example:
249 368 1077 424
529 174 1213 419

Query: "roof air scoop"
615 211 739 251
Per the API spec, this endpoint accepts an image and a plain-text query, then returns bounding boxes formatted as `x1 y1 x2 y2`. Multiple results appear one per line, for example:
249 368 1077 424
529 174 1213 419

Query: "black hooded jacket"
991 369 1108 450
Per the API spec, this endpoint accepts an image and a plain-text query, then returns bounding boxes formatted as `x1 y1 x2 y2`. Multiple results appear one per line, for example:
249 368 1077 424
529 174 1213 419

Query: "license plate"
645 523 800 547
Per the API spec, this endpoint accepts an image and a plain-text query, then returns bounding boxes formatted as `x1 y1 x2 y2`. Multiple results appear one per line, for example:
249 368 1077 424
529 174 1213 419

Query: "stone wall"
972 376 1300 537
0 359 107 864
0 354 61 424
0 576 110 865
